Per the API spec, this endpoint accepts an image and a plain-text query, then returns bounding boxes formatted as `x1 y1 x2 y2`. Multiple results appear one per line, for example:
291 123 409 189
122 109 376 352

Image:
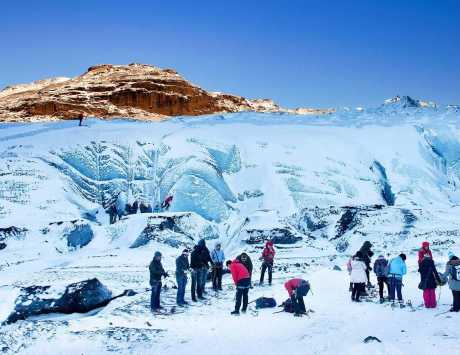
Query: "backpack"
374 259 388 277
281 298 295 313
295 280 310 297
451 265 460 281
255 297 277 309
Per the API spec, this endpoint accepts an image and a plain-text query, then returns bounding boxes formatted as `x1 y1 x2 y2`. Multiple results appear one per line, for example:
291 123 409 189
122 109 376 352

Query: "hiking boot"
198 296 206 300
294 313 302 317
231 311 240 316
192 297 197 302
399 302 405 309
379 298 385 304
241 309 247 313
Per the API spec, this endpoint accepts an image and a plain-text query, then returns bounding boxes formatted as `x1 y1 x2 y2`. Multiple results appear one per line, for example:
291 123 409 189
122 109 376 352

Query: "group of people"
348 240 460 312
107 195 174 224
148 239 311 316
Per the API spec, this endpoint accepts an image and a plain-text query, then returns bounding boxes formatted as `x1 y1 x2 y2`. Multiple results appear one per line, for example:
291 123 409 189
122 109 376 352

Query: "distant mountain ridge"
0 63 333 122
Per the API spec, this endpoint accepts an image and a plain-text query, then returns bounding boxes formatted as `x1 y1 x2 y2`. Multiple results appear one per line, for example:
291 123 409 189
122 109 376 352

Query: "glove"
164 272 169 278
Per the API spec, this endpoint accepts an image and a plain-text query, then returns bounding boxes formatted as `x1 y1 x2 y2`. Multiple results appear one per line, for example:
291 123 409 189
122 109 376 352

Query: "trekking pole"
273 309 285 314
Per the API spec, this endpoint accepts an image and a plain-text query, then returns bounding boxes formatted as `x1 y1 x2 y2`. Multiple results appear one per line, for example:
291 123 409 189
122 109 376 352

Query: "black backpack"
451 264 460 281
255 297 277 309
281 298 295 313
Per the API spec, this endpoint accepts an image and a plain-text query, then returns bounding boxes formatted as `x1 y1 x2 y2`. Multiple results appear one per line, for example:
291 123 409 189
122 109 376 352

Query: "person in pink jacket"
226 259 251 315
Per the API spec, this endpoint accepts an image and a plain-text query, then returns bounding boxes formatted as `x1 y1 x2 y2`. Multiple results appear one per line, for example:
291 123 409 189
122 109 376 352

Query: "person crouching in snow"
387 253 407 307
418 254 442 308
149 251 169 312
226 259 251 315
284 278 310 317
373 254 389 303
350 251 367 302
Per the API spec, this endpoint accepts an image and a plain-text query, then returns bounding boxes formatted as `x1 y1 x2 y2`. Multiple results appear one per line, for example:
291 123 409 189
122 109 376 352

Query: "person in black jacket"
175 249 190 306
190 239 213 301
359 241 374 287
149 251 168 311
419 254 442 308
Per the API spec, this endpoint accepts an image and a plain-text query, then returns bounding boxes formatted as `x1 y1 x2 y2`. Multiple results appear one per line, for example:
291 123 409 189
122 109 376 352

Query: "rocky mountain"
0 64 332 122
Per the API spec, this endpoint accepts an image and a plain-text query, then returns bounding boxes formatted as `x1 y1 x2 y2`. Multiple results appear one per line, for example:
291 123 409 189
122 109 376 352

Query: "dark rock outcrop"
0 64 332 122
244 228 302 244
5 278 112 324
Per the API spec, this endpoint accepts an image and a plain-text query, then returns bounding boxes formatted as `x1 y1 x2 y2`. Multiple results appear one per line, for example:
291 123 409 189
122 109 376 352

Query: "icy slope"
1 101 460 354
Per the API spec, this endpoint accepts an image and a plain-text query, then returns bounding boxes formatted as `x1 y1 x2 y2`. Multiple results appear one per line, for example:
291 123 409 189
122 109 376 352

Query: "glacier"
1 99 460 354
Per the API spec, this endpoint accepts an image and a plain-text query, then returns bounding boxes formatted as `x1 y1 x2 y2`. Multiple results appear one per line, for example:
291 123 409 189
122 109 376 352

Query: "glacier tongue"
2 110 460 353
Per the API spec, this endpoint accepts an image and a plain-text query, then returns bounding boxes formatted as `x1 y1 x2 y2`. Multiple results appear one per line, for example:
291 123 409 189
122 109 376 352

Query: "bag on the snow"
451 265 460 281
255 297 277 309
281 298 295 313
295 280 310 297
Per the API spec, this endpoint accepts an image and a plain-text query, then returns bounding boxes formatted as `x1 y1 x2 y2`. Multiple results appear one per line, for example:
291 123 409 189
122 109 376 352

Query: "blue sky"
1 0 459 108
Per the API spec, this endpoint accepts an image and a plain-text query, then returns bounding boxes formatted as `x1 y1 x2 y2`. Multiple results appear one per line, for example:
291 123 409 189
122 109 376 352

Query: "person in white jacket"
350 251 368 302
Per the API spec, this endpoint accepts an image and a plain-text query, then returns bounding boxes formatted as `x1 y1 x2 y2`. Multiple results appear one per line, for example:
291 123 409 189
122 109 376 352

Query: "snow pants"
388 276 403 302
351 282 365 301
191 269 204 300
423 288 437 308
235 278 250 312
176 274 187 305
377 276 389 299
260 261 273 285
212 264 223 290
291 293 306 314
452 290 460 312
150 281 162 310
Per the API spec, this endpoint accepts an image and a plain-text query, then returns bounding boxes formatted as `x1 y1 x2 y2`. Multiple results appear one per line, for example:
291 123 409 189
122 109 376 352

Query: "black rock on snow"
363 336 382 343
130 214 199 248
5 278 113 324
245 228 302 244
0 227 27 250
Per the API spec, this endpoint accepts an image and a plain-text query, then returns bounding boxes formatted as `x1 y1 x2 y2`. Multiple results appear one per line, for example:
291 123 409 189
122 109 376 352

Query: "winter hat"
267 240 274 246
448 251 455 260
154 251 162 258
422 241 430 248
215 242 221 248
399 253 407 261
182 249 189 254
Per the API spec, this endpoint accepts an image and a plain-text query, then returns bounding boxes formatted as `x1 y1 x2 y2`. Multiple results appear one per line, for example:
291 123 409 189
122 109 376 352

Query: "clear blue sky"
1 0 459 108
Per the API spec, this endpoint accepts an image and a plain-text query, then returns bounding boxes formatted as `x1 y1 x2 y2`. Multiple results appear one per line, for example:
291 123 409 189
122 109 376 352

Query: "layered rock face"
0 63 332 122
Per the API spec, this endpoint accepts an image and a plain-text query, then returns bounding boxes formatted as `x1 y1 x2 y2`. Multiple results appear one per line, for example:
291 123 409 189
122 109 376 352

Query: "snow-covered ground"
1 98 460 354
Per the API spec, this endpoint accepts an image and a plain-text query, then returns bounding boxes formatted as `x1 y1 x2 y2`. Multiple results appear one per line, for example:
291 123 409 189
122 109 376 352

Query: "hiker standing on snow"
387 253 407 307
211 243 225 291
374 254 389 303
149 251 168 312
227 259 251 315
78 113 84 126
418 254 442 308
175 249 190 306
418 241 433 264
259 240 275 286
284 278 310 317
359 241 374 287
442 252 460 312
350 251 367 302
190 239 213 301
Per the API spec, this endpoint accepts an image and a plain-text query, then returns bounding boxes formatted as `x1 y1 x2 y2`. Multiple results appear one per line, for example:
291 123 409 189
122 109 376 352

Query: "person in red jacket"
259 240 275 285
161 195 173 210
226 259 251 315
418 241 433 264
285 278 310 317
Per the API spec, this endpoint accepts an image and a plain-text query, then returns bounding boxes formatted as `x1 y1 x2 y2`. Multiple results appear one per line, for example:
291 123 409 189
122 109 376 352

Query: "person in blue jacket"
387 253 407 307
211 243 225 291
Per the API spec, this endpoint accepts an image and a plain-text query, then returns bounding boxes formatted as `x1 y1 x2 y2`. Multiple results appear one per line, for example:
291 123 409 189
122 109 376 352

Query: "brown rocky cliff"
0 63 333 122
